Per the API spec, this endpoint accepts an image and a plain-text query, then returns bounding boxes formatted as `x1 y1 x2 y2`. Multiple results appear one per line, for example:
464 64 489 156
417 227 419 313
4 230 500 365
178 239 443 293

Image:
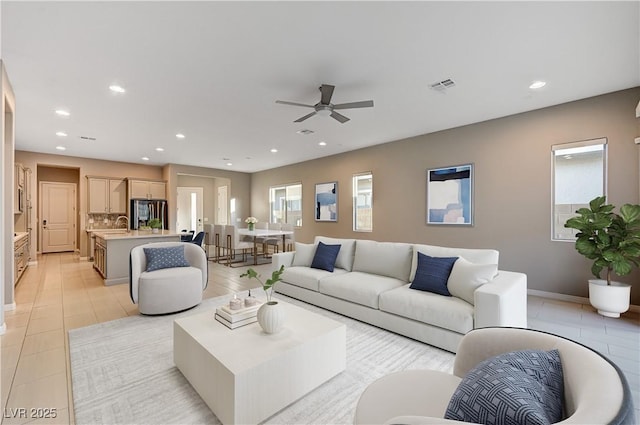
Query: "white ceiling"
2 1 639 173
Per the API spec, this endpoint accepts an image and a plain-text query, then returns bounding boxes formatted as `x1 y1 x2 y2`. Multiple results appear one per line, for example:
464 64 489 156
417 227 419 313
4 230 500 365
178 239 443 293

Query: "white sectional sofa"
273 236 527 353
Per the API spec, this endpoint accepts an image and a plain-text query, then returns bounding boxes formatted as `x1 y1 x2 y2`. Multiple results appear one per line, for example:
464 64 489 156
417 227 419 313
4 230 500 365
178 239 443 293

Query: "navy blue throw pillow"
143 246 190 272
445 349 564 425
311 242 341 272
409 252 458 296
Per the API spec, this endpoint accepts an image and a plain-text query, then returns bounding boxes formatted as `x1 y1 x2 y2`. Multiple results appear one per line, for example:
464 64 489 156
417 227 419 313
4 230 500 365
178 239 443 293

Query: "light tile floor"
1 252 639 424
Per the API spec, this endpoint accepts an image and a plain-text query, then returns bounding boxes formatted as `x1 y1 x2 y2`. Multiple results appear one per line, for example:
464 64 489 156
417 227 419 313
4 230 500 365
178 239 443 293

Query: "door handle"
43 219 47 228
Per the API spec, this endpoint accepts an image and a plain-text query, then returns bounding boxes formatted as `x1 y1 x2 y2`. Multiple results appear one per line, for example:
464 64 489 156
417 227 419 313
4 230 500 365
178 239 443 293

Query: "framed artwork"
427 164 473 226
315 181 338 222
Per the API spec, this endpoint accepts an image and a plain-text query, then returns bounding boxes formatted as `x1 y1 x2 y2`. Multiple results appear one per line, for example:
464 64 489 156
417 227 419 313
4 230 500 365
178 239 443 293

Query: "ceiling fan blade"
320 84 335 105
294 111 317 123
276 100 315 108
333 100 374 110
330 111 350 123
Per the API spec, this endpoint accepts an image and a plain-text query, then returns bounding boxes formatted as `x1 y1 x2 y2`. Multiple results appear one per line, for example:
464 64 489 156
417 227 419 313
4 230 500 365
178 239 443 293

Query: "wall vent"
429 78 456 92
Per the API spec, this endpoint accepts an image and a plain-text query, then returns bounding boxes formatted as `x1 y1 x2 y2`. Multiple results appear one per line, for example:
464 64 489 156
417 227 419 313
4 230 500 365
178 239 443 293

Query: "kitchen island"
93 230 181 285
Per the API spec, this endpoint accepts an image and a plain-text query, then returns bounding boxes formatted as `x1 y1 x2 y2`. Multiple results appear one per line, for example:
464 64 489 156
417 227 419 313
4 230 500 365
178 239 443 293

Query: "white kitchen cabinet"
129 179 166 200
88 177 127 214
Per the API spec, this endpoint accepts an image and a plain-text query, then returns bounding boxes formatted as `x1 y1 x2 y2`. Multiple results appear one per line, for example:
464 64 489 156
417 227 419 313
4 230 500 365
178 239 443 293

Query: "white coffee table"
173 300 346 425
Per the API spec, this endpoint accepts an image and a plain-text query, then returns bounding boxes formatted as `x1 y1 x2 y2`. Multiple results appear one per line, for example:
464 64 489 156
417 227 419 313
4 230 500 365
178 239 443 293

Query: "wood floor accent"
1 252 271 425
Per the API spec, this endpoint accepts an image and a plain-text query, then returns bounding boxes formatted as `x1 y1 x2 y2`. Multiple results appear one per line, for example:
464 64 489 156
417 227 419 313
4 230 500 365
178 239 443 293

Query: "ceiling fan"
275 84 374 124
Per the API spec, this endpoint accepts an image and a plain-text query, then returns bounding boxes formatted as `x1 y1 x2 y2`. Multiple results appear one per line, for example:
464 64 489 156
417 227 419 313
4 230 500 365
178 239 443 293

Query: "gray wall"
252 88 640 304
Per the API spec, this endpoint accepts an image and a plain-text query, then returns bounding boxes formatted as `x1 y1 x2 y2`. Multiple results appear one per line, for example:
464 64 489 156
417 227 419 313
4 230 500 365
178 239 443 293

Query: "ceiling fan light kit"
276 84 374 124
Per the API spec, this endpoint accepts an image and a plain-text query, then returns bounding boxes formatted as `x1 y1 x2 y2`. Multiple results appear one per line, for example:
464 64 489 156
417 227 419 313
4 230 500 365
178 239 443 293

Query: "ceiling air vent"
296 129 315 135
79 136 96 141
429 78 456 92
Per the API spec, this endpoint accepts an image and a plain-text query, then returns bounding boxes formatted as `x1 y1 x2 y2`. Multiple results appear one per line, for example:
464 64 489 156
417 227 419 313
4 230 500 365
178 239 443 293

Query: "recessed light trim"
141 157 150 161
529 80 547 89
155 147 164 152
176 133 185 139
296 129 314 135
55 146 66 151
270 148 278 153
109 84 126 93
55 109 70 117
318 141 327 146
56 131 68 137
226 162 233 166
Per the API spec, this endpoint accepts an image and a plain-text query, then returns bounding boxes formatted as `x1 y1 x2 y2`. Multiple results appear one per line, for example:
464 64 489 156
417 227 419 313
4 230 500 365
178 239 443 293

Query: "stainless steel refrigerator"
130 199 168 230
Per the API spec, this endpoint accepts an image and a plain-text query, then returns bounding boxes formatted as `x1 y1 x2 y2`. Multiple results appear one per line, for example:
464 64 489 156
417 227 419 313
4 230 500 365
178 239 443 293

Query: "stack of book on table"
215 303 261 329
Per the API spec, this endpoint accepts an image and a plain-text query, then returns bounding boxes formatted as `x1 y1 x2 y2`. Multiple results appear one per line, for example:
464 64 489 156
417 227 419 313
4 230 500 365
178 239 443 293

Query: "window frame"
269 182 302 227
352 172 373 232
551 137 607 241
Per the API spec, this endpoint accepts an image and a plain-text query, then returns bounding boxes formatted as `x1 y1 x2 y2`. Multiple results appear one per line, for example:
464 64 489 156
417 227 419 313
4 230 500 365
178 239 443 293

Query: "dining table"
237 228 294 265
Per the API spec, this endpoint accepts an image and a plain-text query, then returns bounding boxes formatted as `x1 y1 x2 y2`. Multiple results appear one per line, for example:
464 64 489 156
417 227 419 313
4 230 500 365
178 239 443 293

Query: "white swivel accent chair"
130 242 207 315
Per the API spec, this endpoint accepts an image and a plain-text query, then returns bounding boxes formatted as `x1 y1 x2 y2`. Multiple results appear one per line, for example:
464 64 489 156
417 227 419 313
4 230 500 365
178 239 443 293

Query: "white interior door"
176 187 204 233
217 185 228 225
41 182 76 253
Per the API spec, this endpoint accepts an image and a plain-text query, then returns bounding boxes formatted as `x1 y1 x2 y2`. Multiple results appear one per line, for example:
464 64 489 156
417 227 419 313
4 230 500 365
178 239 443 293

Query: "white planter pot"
257 301 285 334
588 279 631 318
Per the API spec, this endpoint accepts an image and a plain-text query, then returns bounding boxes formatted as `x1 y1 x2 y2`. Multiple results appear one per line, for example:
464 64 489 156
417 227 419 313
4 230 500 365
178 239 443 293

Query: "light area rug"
69 292 455 425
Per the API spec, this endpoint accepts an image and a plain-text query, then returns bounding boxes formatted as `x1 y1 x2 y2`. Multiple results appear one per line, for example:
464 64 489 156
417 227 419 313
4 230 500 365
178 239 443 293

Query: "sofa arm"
272 251 294 271
384 416 467 425
474 270 527 329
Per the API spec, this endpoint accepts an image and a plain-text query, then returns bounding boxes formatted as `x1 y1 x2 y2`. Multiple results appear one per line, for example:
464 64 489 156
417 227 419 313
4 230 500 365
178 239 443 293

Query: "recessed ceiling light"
318 141 327 146
270 148 278 153
109 84 126 93
529 81 547 89
155 147 164 152
226 162 233 166
141 157 150 161
55 109 70 117
56 131 67 137
176 133 185 139
55 146 66 151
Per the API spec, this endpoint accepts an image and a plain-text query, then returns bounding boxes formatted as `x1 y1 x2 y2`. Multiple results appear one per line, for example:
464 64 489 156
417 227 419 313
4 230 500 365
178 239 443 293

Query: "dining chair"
223 225 254 266
281 223 295 252
264 222 282 256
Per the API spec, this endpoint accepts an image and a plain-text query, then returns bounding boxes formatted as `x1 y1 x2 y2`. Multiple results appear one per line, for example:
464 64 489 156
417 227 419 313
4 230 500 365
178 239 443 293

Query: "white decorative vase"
588 279 631 318
257 301 284 334
152 228 159 234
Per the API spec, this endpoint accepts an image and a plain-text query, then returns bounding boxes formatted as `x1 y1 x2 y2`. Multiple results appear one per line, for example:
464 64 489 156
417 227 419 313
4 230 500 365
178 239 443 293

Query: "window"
353 173 373 231
552 138 607 241
269 183 302 226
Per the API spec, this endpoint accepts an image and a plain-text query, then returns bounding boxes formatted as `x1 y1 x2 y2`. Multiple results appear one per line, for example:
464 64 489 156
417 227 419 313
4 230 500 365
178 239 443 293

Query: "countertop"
14 232 28 243
92 230 181 240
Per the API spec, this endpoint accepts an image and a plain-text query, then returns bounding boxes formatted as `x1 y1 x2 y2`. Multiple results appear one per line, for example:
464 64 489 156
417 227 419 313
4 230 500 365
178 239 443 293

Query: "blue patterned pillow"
445 349 564 425
143 246 190 272
311 242 341 272
409 253 458 296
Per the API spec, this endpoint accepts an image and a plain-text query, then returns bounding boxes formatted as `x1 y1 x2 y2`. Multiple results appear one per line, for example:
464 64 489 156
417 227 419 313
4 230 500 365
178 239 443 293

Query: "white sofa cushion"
319 271 406 309
281 266 347 292
379 284 474 334
410 244 499 281
447 258 498 305
291 242 316 267
315 236 356 271
352 240 413 282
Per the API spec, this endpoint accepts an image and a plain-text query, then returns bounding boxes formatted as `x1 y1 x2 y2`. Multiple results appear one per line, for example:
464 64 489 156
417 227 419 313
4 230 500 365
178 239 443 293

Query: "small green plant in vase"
240 265 285 303
240 265 286 333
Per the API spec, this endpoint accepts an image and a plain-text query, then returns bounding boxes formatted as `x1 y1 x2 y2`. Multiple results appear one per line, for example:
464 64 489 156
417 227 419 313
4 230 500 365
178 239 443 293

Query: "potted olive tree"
564 196 640 317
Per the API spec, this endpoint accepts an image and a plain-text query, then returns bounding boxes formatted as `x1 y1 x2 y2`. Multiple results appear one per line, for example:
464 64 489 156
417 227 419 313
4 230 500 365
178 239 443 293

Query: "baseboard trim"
528 289 640 313
28 260 38 266
4 302 16 311
0 322 6 335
